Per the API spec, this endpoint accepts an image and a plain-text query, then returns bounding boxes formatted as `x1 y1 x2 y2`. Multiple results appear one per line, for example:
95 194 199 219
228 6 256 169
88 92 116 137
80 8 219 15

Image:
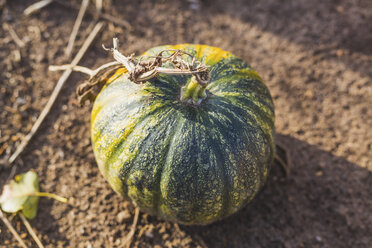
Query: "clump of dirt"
1 0 371 247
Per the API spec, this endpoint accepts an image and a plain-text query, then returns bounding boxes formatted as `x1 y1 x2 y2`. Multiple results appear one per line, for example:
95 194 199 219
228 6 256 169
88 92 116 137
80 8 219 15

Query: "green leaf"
0 171 39 219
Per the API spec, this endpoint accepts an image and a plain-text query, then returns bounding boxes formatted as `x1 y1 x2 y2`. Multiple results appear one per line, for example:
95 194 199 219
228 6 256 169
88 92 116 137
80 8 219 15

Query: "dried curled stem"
77 38 210 106
76 61 123 105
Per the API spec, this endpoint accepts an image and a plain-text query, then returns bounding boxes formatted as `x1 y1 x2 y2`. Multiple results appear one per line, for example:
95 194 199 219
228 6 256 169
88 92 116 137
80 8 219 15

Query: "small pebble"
336 6 344 13
304 89 314 99
316 235 322 242
336 49 344 57
316 170 323 177
117 210 131 223
145 231 154 239
80 203 89 211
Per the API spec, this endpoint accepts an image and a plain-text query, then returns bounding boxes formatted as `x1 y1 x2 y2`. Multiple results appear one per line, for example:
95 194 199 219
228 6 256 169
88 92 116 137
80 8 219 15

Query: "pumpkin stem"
180 75 208 105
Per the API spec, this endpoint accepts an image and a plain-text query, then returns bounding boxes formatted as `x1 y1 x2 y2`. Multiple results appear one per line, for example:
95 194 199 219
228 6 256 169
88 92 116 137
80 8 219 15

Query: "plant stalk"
180 76 208 105
33 192 68 203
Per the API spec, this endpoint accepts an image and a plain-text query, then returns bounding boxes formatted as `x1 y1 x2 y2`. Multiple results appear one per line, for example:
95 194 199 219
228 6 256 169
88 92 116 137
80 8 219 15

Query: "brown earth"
1 0 371 247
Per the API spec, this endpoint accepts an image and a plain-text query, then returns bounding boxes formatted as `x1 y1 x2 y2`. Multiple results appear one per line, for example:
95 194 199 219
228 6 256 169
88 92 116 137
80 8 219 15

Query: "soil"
1 0 371 247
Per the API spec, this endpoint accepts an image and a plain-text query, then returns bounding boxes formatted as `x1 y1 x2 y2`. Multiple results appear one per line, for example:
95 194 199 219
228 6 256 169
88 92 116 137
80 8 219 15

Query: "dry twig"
65 0 90 57
19 213 44 248
55 0 132 30
122 207 140 248
194 234 208 248
23 0 131 30
7 21 105 166
95 0 102 13
274 136 292 178
50 61 123 105
0 210 28 248
49 64 94 75
99 12 131 29
23 0 53 16
49 61 123 78
3 23 25 48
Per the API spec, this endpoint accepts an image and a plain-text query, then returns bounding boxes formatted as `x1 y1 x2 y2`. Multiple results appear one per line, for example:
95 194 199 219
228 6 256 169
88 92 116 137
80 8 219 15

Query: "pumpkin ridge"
212 91 274 117
208 76 269 97
210 95 274 135
199 113 241 209
210 99 275 186
208 58 232 82
208 97 274 162
125 108 177 214
96 105 172 196
187 119 226 223
93 98 147 145
208 74 275 116
112 105 173 167
219 93 275 124
158 112 229 224
100 102 168 162
203 103 269 211
158 112 185 220
91 78 152 145
198 113 231 221
152 113 180 216
211 67 261 85
209 57 250 82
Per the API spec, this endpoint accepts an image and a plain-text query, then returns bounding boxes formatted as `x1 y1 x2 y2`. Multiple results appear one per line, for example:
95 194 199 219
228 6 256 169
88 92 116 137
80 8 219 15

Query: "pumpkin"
91 44 275 225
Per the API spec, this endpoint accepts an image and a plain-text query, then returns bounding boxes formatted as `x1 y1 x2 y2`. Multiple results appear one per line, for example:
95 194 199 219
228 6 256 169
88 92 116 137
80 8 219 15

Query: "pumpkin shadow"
182 134 372 248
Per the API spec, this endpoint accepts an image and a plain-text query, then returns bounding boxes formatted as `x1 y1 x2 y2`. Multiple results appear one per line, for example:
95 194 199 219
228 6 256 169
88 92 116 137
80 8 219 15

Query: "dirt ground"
1 0 371 247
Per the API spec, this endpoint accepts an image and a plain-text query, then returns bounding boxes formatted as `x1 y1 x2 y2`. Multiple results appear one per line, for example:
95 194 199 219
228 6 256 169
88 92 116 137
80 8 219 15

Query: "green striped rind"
91 44 275 225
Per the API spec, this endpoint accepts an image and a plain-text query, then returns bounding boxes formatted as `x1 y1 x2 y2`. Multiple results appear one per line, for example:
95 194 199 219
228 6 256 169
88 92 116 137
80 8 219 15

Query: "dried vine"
77 38 210 106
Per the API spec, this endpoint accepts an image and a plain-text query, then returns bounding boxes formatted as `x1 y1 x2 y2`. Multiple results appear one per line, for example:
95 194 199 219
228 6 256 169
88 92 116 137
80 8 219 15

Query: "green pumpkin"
91 44 275 225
